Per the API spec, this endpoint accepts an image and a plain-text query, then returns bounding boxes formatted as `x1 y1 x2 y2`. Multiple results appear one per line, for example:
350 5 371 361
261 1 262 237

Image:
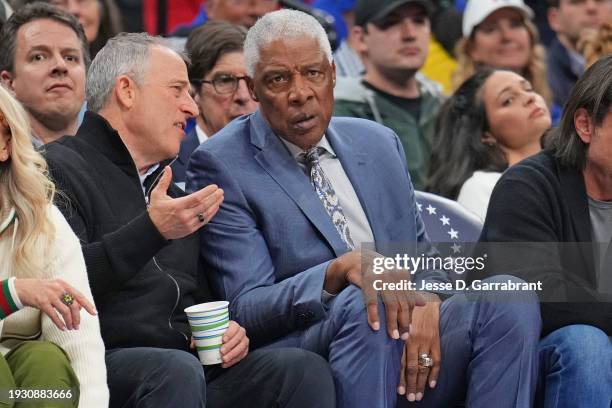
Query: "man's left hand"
220 320 250 368
398 293 442 402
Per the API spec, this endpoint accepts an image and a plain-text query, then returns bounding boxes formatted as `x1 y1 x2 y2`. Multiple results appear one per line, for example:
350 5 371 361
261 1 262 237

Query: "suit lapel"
250 111 348 256
558 162 596 284
326 123 385 245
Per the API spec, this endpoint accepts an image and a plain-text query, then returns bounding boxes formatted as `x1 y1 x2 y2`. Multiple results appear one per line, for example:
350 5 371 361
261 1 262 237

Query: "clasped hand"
325 249 425 340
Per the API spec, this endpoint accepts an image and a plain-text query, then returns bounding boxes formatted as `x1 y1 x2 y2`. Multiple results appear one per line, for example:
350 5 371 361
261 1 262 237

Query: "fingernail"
397 386 405 395
75 325 79 330
416 392 423 401
429 380 436 388
372 322 380 331
401 332 410 341
408 393 416 402
392 329 400 339
220 347 226 354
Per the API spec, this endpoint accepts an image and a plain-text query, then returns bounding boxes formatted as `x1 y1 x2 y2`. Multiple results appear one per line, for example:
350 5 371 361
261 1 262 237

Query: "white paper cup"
187 310 229 326
185 301 229 316
185 302 229 365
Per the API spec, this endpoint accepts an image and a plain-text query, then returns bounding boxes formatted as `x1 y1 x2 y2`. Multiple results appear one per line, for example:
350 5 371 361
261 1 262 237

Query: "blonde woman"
0 85 108 407
452 0 552 106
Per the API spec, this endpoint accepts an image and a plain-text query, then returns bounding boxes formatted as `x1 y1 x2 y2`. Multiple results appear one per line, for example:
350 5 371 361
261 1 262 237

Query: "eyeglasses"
197 74 249 94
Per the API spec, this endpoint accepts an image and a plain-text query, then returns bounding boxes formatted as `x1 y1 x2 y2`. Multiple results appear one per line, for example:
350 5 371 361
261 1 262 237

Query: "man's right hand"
325 250 425 340
148 166 224 240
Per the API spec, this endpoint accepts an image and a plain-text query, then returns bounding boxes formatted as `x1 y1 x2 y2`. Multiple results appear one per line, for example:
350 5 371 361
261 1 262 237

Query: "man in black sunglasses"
172 21 258 187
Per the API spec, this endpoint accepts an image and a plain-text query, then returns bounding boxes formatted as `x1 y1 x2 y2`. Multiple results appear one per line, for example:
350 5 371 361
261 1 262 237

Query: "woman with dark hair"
427 68 551 219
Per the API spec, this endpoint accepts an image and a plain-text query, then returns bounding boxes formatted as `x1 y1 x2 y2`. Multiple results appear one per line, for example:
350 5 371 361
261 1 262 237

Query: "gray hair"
86 32 186 112
244 9 332 77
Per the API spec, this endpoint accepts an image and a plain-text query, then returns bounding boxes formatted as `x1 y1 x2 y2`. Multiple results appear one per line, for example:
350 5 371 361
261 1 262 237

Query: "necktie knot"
303 146 325 167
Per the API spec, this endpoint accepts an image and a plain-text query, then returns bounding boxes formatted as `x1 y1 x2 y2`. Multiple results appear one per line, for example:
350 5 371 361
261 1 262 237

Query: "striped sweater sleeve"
0 277 23 319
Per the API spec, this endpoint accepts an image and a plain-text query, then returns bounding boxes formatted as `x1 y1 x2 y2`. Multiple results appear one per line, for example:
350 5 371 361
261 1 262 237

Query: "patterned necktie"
303 146 355 250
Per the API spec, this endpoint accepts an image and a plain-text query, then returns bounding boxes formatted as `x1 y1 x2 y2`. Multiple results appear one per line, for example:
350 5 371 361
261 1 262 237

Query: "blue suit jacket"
186 110 449 345
171 128 200 185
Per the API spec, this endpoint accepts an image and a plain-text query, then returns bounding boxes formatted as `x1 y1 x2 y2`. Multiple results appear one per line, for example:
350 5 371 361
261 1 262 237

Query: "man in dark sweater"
480 56 612 408
44 32 335 408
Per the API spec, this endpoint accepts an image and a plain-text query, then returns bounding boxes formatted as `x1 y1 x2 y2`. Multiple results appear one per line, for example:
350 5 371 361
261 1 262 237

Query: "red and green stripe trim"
0 279 19 319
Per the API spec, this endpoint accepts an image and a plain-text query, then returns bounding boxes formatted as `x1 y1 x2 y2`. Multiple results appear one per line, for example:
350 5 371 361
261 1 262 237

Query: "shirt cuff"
321 289 338 304
8 277 24 310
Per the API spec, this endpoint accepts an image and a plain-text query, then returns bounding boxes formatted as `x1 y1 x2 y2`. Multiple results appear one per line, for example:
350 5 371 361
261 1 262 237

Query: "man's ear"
114 75 136 109
351 25 368 54
574 107 594 144
331 60 336 86
547 7 561 33
0 71 15 92
246 77 258 102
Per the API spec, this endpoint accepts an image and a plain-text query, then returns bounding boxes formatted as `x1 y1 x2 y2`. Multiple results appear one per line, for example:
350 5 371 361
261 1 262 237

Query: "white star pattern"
439 215 450 226
447 228 459 240
451 243 462 254
417 202 423 212
426 205 437 215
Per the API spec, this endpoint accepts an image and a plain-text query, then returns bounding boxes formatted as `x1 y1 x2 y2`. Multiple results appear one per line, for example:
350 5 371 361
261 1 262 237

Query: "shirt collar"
279 134 336 161
567 48 585 77
31 134 43 148
195 124 209 144
139 163 160 193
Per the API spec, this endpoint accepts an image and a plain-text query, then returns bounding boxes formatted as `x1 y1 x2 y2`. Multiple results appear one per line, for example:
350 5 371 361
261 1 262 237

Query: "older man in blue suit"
187 7 541 408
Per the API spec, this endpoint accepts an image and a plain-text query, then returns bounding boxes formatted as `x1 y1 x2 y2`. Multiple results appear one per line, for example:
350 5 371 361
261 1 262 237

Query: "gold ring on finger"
61 292 74 306
418 353 433 368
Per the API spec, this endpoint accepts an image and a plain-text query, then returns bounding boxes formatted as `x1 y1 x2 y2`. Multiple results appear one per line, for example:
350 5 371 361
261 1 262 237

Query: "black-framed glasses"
197 74 249 94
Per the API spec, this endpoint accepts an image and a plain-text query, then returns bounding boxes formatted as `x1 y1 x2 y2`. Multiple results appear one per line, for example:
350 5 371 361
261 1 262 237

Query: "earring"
0 145 9 162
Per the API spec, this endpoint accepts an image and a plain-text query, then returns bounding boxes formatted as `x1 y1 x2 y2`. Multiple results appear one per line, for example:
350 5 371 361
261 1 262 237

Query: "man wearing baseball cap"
333 0 445 190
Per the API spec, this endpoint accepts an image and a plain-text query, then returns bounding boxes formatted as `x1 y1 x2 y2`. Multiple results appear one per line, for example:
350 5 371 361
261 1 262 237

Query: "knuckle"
179 214 190 224
386 303 399 312
406 366 419 375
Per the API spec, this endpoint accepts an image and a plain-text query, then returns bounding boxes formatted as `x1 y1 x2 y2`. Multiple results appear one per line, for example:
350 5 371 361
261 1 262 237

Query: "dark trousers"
106 347 335 408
